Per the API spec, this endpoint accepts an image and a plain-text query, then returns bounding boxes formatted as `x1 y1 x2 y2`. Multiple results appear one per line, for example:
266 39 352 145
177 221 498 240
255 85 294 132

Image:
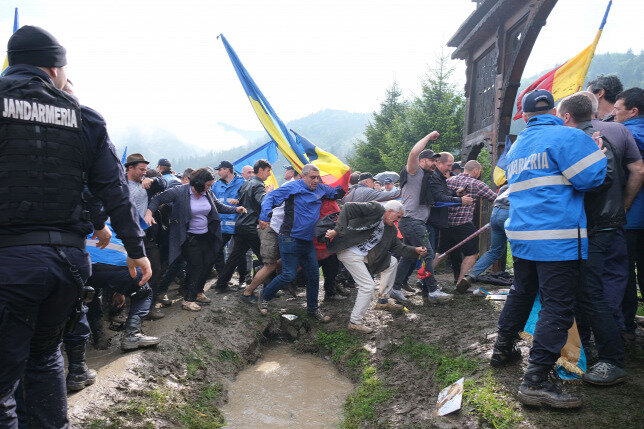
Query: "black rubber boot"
121 316 160 351
88 316 110 350
490 336 522 367
65 344 97 391
517 364 582 409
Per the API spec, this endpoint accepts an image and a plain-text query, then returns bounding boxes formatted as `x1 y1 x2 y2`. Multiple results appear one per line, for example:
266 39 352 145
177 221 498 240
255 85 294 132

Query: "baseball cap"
124 153 149 167
383 178 393 184
451 162 462 171
157 158 171 167
359 172 374 181
419 149 440 159
215 160 234 170
285 165 295 171
522 89 555 113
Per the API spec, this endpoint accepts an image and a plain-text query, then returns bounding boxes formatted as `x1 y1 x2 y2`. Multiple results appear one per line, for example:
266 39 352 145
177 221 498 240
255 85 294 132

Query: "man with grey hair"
258 164 345 321
343 172 400 203
325 201 427 333
241 165 254 180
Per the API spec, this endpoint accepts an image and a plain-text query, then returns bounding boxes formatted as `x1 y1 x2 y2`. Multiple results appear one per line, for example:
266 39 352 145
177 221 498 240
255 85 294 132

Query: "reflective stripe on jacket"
504 114 606 261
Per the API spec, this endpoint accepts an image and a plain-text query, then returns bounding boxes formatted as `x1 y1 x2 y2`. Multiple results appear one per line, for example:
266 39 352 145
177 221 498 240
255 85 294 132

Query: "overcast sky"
1 0 641 152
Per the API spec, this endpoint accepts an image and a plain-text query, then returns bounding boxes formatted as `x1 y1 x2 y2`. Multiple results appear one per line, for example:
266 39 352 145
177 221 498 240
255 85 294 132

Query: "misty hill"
173 109 371 172
510 50 643 135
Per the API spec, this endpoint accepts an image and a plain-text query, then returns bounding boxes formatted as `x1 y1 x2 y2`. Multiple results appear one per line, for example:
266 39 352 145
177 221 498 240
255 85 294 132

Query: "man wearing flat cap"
0 26 151 428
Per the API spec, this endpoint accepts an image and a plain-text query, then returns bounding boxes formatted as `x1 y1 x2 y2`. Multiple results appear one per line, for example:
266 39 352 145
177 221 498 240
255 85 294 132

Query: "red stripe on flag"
321 170 351 191
513 65 562 120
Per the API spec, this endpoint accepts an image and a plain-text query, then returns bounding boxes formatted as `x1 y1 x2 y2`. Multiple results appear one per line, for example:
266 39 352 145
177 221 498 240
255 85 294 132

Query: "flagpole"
577 0 612 91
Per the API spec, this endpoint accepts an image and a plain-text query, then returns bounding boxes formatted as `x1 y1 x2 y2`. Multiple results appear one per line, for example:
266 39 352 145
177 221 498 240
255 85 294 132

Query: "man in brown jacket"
325 201 426 333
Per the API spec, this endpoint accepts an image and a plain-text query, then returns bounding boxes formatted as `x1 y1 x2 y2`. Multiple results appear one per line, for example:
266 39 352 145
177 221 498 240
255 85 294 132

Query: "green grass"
463 376 523 429
175 384 226 429
342 365 391 429
316 329 390 428
397 337 481 387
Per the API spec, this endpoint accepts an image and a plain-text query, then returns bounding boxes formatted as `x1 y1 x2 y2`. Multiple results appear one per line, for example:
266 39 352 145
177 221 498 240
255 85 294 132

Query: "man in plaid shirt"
441 160 497 285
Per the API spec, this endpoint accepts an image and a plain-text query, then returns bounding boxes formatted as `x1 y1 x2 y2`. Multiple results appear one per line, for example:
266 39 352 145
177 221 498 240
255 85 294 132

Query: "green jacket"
328 202 418 274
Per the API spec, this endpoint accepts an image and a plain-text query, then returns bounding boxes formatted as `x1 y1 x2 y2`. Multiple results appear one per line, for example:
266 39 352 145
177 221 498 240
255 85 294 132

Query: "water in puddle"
223 345 353 428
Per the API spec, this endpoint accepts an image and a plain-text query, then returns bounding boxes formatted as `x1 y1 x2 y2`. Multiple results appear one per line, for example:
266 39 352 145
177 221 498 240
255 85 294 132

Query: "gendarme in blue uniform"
212 173 245 234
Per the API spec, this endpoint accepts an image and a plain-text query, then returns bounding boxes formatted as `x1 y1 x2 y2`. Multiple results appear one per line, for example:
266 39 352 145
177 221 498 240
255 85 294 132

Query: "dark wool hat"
8 26 67 67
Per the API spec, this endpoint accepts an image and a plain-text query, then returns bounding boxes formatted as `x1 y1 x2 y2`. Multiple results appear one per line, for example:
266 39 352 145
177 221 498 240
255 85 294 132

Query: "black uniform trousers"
0 245 90 429
497 258 579 367
215 229 262 289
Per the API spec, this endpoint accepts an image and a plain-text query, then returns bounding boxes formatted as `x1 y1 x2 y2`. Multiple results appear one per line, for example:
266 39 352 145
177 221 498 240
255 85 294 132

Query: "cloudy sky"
1 0 641 151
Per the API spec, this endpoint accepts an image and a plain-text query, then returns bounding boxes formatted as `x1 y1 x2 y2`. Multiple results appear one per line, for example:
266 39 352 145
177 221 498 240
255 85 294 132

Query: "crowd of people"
0 25 642 427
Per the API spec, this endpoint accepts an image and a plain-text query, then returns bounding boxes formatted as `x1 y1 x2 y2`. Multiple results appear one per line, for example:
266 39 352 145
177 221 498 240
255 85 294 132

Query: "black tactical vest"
0 76 86 226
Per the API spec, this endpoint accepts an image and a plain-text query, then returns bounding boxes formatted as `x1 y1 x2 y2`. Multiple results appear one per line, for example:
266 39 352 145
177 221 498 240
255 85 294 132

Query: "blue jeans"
393 217 437 292
468 207 509 279
261 235 320 312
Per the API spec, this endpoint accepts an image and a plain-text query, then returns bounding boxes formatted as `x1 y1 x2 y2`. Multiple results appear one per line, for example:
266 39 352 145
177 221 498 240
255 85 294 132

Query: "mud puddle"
222 344 353 428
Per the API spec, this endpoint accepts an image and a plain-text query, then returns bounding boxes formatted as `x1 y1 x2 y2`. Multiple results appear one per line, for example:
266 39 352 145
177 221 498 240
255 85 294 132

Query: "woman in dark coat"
145 168 245 311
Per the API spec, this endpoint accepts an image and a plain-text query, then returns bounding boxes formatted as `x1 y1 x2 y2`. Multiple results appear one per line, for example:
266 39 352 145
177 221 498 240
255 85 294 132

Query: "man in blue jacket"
491 90 606 409
612 87 644 340
258 164 344 321
212 161 247 279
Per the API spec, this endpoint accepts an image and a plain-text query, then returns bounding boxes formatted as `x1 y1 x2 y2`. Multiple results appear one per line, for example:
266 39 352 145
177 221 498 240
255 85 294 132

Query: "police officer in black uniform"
0 26 151 428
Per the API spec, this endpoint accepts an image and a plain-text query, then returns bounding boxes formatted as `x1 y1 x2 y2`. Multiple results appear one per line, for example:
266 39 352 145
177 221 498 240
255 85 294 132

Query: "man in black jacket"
557 93 627 385
214 159 272 292
326 201 426 333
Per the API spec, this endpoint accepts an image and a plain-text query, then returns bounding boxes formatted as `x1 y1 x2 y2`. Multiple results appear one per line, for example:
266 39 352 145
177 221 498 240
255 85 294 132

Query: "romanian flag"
232 139 280 190
492 135 512 186
219 34 350 190
1 8 19 76
513 1 612 120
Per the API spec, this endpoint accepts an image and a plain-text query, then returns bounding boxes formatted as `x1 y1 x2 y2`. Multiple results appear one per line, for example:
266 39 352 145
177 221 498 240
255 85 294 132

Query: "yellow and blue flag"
233 139 279 190
1 7 19 76
493 135 512 187
219 34 350 190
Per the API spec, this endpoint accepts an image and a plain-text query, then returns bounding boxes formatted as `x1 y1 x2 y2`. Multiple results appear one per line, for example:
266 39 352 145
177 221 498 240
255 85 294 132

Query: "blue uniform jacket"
162 173 182 188
505 114 607 261
623 115 644 229
260 180 342 241
0 65 145 258
212 174 245 234
86 223 127 266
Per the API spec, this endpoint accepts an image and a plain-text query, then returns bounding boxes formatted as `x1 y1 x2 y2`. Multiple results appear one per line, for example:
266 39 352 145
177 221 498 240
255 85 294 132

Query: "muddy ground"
70 271 644 428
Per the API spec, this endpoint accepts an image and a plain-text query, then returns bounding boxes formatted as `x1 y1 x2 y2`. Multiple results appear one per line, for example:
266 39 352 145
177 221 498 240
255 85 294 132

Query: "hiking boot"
427 289 453 302
182 300 202 311
121 317 160 351
583 361 626 386
325 293 346 301
490 336 522 367
239 293 258 305
456 275 473 294
196 292 211 304
65 344 97 391
335 285 351 296
517 364 582 409
348 322 374 334
390 289 409 303
88 316 110 350
402 282 417 293
145 307 165 320
309 308 331 323
375 300 403 311
157 294 172 307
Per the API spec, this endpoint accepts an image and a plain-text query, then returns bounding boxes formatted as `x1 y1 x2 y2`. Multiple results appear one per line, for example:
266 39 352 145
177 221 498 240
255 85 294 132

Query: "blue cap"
285 165 295 171
216 160 234 171
383 178 393 184
157 158 171 167
522 89 555 113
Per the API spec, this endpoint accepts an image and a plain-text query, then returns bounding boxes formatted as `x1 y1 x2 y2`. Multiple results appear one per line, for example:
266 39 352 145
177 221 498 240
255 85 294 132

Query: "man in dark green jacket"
326 201 426 333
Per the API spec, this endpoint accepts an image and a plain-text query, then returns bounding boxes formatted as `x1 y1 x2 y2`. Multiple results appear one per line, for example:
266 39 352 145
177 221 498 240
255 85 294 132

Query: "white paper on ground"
436 377 464 416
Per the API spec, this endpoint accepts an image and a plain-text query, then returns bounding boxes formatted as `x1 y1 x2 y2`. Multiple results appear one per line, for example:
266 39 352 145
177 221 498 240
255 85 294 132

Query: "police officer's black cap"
215 160 234 171
285 165 295 171
124 153 149 167
451 162 462 171
7 25 67 68
359 172 374 181
522 89 555 113
157 158 171 167
419 149 440 159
